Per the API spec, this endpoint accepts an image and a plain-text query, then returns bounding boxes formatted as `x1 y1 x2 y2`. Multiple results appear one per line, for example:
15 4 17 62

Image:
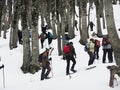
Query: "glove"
2 64 4 68
74 54 76 58
0 64 4 69
49 57 52 61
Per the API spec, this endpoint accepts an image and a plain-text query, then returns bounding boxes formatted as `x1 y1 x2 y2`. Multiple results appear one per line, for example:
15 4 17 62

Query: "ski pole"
3 66 5 88
50 59 53 78
49 48 54 55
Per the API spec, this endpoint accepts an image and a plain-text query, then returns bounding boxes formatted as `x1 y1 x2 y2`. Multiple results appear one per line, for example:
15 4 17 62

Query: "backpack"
65 34 70 40
84 43 90 52
38 53 43 63
63 45 71 53
102 36 109 46
95 40 100 47
49 32 53 38
97 40 100 47
40 33 45 39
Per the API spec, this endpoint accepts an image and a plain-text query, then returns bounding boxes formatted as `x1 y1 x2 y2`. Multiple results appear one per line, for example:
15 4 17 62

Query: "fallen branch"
107 65 120 88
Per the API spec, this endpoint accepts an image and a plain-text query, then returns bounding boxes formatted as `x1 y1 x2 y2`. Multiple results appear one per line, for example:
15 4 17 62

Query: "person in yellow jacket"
87 38 95 66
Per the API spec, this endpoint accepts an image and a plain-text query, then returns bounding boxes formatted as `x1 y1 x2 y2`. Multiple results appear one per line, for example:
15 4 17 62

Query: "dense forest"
0 0 120 74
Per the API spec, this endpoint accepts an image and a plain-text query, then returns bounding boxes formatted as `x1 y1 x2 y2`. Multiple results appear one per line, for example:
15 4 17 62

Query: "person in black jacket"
47 32 53 46
75 20 78 31
88 21 95 31
18 30 23 44
64 42 77 75
39 26 48 48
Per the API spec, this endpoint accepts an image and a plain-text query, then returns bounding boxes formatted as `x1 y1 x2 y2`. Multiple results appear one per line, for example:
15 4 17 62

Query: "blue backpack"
49 32 53 38
84 43 90 52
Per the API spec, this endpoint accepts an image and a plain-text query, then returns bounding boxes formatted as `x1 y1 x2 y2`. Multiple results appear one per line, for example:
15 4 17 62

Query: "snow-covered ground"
0 3 120 90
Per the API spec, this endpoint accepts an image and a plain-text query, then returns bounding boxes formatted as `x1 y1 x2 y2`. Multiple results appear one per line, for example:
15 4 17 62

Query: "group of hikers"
38 41 77 80
17 25 53 49
12 21 114 81
38 25 53 49
38 34 114 81
36 21 114 80
85 35 113 66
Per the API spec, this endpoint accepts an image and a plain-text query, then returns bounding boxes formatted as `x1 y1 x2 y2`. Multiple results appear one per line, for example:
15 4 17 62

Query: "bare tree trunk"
51 11 57 39
21 0 31 73
45 0 51 28
66 0 71 39
56 14 62 56
79 0 88 45
0 0 5 37
100 0 106 29
50 0 57 39
61 0 67 48
94 0 102 36
68 0 75 39
78 1 82 39
27 0 32 29
7 0 12 30
42 0 46 26
56 0 62 56
40 1 45 27
29 0 41 74
2 1 7 39
104 0 120 67
11 0 21 49
87 1 93 24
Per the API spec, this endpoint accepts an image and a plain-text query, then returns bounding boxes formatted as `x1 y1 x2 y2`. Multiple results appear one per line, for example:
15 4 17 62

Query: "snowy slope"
0 3 120 90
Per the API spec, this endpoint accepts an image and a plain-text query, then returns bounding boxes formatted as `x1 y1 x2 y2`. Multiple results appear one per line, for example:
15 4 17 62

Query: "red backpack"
63 45 71 53
97 40 100 47
102 37 109 46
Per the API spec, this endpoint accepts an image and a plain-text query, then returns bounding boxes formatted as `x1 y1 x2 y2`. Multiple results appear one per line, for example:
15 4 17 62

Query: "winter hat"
69 42 73 45
90 38 94 42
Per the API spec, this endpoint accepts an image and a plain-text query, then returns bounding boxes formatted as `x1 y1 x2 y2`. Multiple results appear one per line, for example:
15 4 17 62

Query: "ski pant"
90 26 93 31
48 38 52 45
75 25 78 31
102 49 113 63
94 47 100 59
88 51 95 66
41 65 51 80
18 37 23 44
65 55 76 74
41 39 44 48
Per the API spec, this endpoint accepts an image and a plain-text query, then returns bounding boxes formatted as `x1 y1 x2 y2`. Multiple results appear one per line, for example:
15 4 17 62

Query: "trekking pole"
49 48 54 55
3 66 5 88
50 59 53 78
0 57 5 87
